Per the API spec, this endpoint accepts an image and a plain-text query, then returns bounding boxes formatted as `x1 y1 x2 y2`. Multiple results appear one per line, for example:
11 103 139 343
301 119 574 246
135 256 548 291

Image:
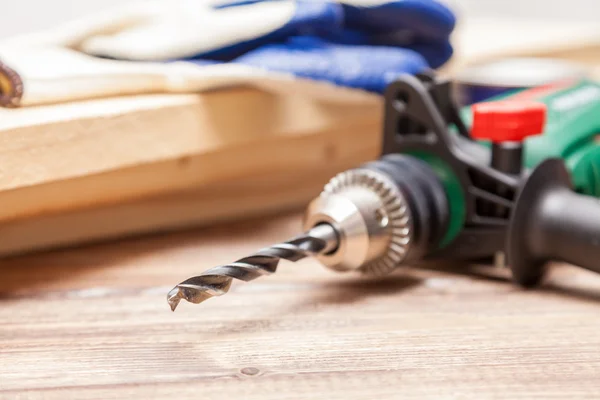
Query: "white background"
0 0 598 39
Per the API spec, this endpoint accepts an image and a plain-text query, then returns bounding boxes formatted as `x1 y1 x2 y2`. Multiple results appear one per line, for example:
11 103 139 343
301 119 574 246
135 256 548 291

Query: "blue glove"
233 36 429 93
213 0 456 93
320 0 455 67
81 0 456 94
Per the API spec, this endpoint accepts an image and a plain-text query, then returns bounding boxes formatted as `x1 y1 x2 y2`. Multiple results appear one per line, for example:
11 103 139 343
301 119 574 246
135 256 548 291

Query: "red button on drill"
471 101 547 143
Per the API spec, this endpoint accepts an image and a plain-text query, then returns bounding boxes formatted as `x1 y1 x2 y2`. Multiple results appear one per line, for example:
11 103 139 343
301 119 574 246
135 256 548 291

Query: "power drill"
167 72 600 310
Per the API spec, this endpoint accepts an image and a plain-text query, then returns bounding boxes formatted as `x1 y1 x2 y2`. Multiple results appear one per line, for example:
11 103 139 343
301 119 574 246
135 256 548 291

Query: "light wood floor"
2 212 600 399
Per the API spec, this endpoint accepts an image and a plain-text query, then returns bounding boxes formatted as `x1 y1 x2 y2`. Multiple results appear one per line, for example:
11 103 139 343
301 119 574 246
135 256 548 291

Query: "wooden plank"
0 88 381 206
0 88 381 255
0 158 378 256
2 213 600 399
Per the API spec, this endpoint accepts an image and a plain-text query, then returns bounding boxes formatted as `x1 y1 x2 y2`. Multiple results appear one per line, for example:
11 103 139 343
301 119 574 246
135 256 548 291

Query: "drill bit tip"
167 288 183 312
167 282 223 311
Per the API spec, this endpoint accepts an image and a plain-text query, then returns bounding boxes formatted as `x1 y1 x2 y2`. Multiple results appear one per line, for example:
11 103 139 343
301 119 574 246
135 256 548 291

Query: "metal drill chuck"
303 154 450 276
303 168 411 275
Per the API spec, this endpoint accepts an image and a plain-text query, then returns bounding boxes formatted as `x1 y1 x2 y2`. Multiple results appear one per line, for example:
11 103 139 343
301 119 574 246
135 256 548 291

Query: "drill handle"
537 189 600 273
508 159 600 286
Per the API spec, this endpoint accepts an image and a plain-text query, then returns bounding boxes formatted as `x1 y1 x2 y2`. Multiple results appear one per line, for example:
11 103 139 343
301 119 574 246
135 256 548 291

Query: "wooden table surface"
2 212 600 399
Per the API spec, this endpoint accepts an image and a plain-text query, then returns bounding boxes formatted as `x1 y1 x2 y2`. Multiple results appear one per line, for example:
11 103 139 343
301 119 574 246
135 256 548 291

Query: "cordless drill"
168 72 600 310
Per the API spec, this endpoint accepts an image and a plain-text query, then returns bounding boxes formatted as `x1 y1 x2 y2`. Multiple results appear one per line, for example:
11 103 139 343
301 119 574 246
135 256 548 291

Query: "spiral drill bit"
167 224 339 311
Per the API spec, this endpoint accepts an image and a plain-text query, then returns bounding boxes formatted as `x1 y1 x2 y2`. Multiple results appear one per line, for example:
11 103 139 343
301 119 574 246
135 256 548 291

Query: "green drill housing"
462 78 600 197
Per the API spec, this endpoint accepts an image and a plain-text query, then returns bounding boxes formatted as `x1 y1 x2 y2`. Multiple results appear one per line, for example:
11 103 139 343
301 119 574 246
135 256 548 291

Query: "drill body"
369 73 600 263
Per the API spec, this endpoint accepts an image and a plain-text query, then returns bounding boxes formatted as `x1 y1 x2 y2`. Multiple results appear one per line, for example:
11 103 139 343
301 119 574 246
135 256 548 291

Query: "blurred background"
1 0 599 39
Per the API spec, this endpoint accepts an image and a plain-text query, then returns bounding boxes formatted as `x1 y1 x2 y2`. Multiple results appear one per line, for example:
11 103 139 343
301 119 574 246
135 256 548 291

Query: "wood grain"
0 88 381 256
2 213 600 399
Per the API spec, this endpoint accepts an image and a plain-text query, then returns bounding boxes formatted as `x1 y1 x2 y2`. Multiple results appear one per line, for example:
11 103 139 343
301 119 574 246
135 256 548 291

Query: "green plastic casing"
462 78 600 196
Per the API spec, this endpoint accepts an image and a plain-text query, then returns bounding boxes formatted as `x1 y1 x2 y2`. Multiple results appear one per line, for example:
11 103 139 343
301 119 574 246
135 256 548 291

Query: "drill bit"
167 164 422 310
167 224 338 311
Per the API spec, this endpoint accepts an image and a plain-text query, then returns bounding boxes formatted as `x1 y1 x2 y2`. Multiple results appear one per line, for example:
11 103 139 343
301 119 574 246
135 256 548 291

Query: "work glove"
0 0 455 107
231 0 455 92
